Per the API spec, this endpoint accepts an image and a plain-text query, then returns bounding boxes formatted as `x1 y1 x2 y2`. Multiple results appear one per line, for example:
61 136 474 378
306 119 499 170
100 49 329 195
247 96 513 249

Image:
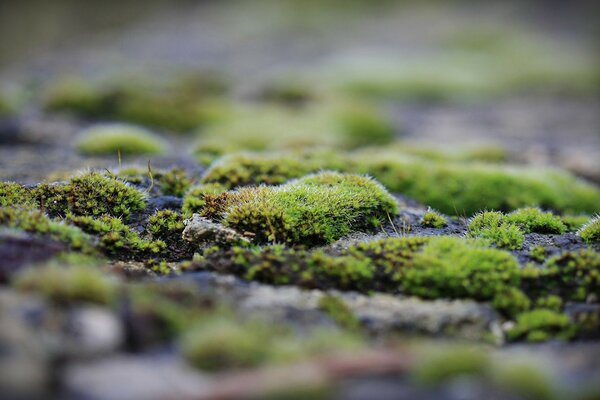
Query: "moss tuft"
491 287 531 319
220 172 399 245
34 172 146 221
14 264 116 305
578 216 600 243
76 123 167 156
420 209 448 228
0 182 37 208
468 211 524 250
505 207 566 234
507 309 575 343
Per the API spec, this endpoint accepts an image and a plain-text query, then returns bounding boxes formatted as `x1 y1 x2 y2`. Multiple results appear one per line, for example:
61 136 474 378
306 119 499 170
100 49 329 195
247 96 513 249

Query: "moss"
116 167 192 197
180 318 273 371
182 183 228 215
411 346 489 386
43 76 226 132
467 211 524 250
76 123 167 156
317 295 360 330
13 264 116 305
491 362 555 400
203 149 600 215
420 209 448 228
535 295 563 312
578 216 600 243
542 250 600 302
68 214 165 259
505 207 566 234
529 246 547 263
506 309 575 343
146 210 196 260
159 168 192 197
561 214 590 232
491 287 531 319
34 172 146 221
0 182 37 208
0 207 91 251
220 172 399 245
335 102 394 147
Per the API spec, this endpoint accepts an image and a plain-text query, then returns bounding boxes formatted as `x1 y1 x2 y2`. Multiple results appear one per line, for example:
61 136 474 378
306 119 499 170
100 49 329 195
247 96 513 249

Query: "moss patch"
76 123 167 156
0 182 37 208
578 216 600 243
420 210 448 228
507 309 575 343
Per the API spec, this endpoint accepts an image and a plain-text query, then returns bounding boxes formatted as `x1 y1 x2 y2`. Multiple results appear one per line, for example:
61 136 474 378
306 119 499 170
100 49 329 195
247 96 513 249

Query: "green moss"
116 167 192 197
507 309 575 343
159 168 192 197
43 76 226 132
335 103 394 147
68 214 165 259
220 172 399 245
420 210 448 228
543 250 600 302
14 264 116 305
468 211 524 250
317 295 360 330
578 216 600 243
0 182 37 208
529 246 547 263
147 210 185 242
535 295 563 312
412 346 489 386
34 172 146 221
182 183 228 215
0 207 91 251
505 207 566 234
561 214 590 232
76 123 167 156
491 362 555 400
491 287 531 319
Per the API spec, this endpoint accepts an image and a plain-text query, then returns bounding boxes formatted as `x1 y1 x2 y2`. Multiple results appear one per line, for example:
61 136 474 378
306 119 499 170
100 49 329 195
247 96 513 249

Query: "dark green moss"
68 214 165 259
147 210 196 259
0 207 92 251
0 182 37 208
34 172 146 221
506 309 575 343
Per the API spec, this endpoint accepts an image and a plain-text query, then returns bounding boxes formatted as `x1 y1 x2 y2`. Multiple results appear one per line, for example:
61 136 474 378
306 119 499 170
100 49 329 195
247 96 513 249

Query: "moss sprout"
220 172 399 245
506 309 575 343
578 216 600 243
420 209 448 228
34 172 146 221
14 264 116 305
76 123 167 156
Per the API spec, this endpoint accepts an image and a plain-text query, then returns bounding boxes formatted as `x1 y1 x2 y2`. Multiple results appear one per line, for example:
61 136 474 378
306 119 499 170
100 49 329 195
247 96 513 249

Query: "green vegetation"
420 210 448 228
412 346 489 386
34 172 146 220
116 167 193 197
318 295 360 330
535 295 563 312
0 182 37 208
578 216 600 243
0 207 91 251
68 214 165 259
14 264 116 305
505 207 566 234
506 309 575 343
182 183 228 215
200 149 600 215
76 123 167 156
43 75 227 132
217 172 398 245
529 246 547 263
491 287 531 319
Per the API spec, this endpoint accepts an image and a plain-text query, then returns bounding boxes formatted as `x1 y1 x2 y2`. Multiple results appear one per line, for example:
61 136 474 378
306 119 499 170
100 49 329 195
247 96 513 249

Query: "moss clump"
76 123 167 156
468 211 524 250
535 295 563 312
14 264 116 305
578 216 600 243
317 295 360 330
43 76 226 132
542 250 600 302
420 210 448 228
0 207 91 251
34 172 146 221
561 214 590 232
220 172 399 245
412 346 489 386
506 309 575 343
505 207 566 234
182 183 228 215
0 182 37 208
529 246 547 263
491 287 531 319
68 214 165 259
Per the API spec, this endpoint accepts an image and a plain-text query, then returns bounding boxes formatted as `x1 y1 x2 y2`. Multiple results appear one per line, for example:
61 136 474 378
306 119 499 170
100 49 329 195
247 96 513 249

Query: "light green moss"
505 207 566 234
491 287 531 319
76 123 167 156
0 207 92 251
507 309 575 343
535 295 563 312
14 264 116 305
468 211 524 250
220 172 399 245
411 346 489 386
578 216 600 243
529 246 547 263
420 210 448 228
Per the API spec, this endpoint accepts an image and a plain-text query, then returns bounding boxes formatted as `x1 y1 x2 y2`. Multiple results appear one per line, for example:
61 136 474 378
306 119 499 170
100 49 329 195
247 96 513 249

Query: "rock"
65 307 124 358
64 355 210 400
182 214 250 248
